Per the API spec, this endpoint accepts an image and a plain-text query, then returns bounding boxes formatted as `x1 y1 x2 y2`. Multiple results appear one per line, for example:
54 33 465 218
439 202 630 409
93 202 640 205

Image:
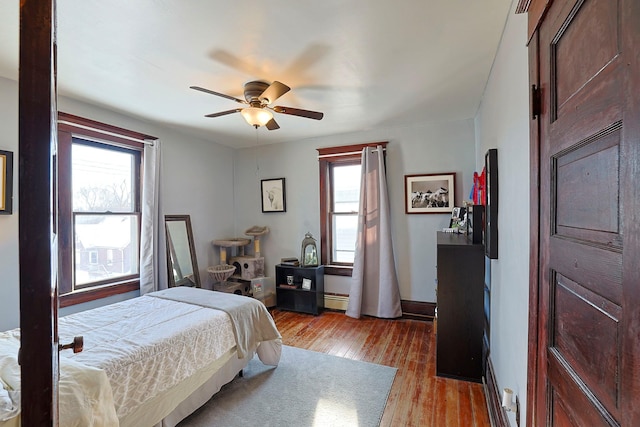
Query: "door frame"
516 1 550 426
19 0 59 425
525 30 542 427
515 1 548 425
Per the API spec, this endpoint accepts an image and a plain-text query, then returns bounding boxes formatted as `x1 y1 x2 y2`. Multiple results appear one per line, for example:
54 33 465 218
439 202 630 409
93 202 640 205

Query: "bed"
0 287 282 427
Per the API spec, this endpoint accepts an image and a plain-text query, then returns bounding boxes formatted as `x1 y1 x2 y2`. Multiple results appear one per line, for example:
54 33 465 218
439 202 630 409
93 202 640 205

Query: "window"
318 142 387 276
330 163 360 263
71 141 139 288
57 112 155 306
88 251 99 265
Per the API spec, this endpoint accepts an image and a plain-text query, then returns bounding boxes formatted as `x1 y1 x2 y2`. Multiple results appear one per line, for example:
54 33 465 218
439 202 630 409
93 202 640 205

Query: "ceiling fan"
190 80 324 130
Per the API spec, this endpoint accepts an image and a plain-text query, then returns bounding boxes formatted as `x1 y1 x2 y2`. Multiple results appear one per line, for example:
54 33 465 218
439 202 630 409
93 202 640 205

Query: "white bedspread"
1 288 282 426
59 293 238 421
0 329 118 427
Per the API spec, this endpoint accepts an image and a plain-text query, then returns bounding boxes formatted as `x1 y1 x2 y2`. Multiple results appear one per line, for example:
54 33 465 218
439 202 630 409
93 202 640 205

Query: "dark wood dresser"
435 231 485 382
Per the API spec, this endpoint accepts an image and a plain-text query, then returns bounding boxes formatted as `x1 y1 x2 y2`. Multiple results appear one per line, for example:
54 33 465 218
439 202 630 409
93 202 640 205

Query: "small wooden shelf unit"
275 264 324 315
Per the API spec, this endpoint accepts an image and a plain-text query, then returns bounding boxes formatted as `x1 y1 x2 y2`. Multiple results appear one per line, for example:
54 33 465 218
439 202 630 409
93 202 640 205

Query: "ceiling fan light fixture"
241 107 273 128
191 81 323 130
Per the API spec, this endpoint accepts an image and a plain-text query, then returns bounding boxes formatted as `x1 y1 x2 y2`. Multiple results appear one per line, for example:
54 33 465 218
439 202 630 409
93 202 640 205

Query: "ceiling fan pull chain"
255 128 260 174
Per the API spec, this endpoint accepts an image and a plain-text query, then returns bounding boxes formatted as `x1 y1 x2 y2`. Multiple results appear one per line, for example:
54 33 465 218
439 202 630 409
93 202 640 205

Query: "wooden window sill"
323 265 353 277
59 281 139 308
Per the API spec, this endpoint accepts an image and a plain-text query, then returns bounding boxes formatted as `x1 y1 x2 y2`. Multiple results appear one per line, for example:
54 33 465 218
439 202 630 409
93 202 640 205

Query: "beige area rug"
178 345 397 427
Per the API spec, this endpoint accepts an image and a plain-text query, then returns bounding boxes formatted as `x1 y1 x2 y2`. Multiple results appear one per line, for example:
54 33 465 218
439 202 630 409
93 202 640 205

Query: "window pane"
333 164 361 213
74 214 139 287
332 213 358 263
72 143 135 212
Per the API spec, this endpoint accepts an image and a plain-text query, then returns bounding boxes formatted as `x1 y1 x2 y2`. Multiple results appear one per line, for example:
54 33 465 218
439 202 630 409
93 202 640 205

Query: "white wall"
0 77 19 331
474 3 529 426
233 120 476 302
0 77 237 329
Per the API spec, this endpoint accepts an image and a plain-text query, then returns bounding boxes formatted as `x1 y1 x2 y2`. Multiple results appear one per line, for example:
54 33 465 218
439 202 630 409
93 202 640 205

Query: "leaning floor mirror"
165 214 201 287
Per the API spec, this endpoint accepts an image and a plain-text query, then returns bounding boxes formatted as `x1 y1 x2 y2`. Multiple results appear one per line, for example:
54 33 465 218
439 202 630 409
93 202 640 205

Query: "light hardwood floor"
270 309 491 427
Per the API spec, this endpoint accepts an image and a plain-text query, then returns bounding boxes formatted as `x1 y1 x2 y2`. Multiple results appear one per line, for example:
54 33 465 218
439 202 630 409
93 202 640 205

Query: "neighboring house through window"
317 142 388 276
57 112 156 307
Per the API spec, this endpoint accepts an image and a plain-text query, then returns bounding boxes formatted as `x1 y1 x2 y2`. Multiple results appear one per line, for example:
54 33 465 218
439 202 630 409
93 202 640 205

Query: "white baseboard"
324 294 349 311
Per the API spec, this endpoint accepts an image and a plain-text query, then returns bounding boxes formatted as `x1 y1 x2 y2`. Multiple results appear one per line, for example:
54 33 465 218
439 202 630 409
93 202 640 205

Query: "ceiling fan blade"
190 86 246 104
259 81 291 104
204 108 242 118
265 118 280 130
273 106 324 120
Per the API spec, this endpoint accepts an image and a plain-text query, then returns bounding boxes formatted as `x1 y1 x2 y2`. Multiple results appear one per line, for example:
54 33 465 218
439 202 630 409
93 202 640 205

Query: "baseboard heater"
324 294 349 311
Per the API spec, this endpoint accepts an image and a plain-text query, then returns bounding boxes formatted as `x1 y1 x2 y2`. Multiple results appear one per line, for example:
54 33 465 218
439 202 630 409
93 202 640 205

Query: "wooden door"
19 1 59 425
534 0 640 425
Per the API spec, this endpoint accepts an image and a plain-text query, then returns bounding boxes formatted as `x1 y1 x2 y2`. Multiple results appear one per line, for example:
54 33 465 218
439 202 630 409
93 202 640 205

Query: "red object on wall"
472 167 486 205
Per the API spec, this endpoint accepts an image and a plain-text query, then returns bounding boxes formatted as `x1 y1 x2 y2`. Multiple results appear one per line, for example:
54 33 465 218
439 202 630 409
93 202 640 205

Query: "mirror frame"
165 214 201 287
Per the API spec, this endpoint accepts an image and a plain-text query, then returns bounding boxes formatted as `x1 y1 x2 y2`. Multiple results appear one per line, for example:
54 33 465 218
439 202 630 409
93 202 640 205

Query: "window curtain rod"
57 120 156 145
317 147 385 159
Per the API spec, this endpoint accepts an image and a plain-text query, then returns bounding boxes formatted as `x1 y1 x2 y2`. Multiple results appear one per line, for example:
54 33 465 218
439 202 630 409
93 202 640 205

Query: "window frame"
318 142 388 276
57 112 155 307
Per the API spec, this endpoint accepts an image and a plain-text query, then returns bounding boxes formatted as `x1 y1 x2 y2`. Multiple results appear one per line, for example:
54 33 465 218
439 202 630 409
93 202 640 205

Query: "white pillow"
0 330 21 422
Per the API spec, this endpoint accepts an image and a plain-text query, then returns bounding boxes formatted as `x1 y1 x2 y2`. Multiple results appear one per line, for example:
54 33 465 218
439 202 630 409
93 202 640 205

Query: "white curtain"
346 146 402 319
139 139 163 295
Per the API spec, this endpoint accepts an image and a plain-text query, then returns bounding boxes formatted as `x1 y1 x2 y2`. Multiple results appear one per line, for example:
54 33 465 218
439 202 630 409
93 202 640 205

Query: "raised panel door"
534 0 640 424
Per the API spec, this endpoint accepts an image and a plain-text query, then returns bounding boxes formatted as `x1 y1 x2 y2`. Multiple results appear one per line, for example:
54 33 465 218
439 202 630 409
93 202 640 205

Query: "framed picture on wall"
261 177 286 213
404 172 455 214
484 149 498 259
0 150 13 215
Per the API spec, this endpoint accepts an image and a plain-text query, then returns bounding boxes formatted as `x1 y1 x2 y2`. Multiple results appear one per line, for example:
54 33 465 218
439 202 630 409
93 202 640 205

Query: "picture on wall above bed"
404 172 455 214
261 178 286 213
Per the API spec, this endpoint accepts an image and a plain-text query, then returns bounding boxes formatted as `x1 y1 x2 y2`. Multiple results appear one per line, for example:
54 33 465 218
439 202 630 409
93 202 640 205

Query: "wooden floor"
270 309 491 427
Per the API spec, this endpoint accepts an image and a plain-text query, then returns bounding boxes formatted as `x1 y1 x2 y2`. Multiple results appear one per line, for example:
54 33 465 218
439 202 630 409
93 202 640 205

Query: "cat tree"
208 226 270 296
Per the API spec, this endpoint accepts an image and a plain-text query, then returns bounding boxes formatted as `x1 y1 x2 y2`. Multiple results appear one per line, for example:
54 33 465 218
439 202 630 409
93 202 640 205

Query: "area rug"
178 345 397 427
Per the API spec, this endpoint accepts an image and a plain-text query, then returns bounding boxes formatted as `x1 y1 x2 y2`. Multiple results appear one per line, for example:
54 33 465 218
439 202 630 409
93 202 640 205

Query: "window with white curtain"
57 112 154 306
317 142 387 276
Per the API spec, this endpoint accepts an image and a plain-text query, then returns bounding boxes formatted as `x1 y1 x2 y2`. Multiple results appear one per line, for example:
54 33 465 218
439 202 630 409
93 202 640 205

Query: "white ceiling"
0 1 512 148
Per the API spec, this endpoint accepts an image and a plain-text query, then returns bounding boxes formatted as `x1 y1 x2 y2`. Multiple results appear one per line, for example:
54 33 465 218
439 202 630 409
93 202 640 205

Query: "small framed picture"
301 278 312 290
261 178 286 213
449 206 466 228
